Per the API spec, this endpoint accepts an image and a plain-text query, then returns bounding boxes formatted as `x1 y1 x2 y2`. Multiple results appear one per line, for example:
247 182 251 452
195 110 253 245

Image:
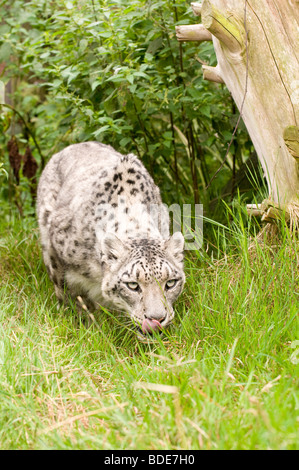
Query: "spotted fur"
37 142 185 334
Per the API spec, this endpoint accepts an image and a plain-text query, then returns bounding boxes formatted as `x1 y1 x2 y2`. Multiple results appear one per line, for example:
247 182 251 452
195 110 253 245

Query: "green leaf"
91 79 101 92
98 31 113 38
200 105 211 117
126 74 134 85
92 125 111 137
0 43 12 62
146 37 163 55
222 130 233 141
79 39 88 54
119 137 131 147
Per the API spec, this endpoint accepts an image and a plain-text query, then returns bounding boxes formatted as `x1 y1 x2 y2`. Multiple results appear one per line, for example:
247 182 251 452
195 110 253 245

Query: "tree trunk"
177 0 299 223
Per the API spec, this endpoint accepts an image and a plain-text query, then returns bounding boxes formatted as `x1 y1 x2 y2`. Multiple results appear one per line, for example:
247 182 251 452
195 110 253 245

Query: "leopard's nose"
145 314 166 323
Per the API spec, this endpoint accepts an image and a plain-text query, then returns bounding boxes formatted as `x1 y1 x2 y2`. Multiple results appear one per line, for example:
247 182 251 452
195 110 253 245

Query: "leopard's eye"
126 282 139 291
165 279 177 289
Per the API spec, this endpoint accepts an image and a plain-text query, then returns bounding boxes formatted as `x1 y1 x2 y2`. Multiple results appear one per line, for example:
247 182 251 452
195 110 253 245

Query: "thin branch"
91 0 98 22
159 151 189 194
170 111 179 191
172 2 184 76
0 103 45 168
176 24 212 42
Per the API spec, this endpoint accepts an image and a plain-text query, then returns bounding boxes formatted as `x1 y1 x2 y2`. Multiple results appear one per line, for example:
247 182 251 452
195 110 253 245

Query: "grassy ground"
0 210 298 450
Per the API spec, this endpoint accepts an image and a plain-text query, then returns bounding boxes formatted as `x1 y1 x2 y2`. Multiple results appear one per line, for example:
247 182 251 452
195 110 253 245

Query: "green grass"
0 211 298 450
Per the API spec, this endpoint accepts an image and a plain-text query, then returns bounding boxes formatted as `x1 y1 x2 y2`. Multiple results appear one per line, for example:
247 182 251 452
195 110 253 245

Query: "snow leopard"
37 142 185 336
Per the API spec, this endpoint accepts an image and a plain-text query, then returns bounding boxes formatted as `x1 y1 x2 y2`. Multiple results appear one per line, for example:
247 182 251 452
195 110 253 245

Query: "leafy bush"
0 0 254 214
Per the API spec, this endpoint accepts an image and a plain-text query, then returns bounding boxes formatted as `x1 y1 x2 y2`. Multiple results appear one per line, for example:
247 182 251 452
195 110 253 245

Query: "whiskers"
75 301 170 342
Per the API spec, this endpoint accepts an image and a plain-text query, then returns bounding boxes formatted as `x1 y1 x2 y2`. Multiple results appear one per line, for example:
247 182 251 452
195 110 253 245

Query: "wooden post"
176 0 299 224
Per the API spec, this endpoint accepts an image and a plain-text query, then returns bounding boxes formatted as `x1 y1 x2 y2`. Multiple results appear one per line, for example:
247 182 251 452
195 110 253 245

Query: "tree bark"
177 0 299 222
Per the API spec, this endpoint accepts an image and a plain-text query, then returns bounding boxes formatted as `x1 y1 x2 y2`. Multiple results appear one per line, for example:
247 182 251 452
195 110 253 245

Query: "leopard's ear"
100 233 127 262
164 232 185 262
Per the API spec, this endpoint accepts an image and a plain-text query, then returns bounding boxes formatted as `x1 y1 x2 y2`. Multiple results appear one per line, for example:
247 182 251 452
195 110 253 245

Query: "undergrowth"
0 207 298 450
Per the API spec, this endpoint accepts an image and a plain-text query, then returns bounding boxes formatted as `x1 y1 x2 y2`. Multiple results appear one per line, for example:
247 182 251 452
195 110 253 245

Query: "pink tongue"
142 318 163 334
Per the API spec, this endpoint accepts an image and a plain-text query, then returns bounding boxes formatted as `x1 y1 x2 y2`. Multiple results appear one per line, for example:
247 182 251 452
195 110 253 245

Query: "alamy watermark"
94 197 203 251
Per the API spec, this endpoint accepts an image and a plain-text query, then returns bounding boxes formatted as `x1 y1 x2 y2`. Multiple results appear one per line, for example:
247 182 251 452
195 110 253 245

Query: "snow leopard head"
99 233 185 336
